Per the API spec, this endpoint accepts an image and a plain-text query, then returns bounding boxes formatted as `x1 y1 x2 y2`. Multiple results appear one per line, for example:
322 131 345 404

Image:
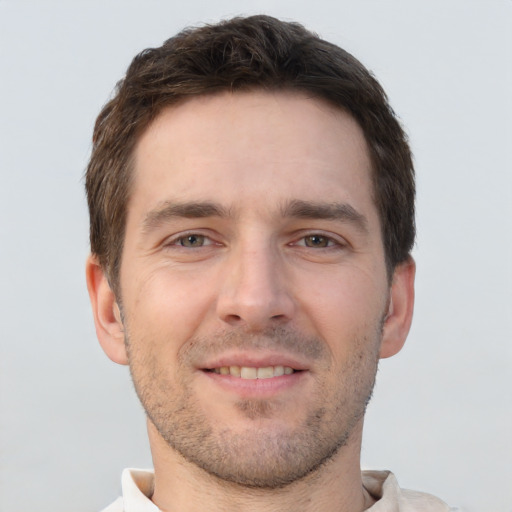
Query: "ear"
379 257 415 359
85 254 128 365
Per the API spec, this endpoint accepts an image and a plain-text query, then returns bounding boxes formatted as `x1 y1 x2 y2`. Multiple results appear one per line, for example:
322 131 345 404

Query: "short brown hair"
86 14 415 293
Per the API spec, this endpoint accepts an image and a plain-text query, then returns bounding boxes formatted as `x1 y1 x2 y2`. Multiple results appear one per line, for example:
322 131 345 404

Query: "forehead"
130 90 376 222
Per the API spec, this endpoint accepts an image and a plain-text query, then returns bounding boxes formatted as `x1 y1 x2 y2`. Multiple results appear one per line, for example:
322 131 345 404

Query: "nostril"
216 287 295 328
224 313 243 323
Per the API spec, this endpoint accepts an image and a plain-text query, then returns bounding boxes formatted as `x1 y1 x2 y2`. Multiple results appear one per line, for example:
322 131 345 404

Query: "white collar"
112 468 451 512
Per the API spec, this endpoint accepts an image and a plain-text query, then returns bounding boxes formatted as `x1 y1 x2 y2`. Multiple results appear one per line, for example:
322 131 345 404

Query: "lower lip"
201 370 307 398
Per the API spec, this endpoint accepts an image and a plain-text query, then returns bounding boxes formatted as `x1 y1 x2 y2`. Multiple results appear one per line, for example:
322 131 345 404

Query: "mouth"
205 365 297 379
200 358 308 398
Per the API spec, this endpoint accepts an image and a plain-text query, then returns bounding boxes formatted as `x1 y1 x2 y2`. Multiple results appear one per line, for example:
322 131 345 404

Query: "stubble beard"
125 326 381 489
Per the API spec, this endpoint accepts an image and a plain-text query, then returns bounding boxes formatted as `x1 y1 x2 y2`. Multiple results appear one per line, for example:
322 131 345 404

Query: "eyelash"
164 232 344 250
166 232 217 248
292 233 341 249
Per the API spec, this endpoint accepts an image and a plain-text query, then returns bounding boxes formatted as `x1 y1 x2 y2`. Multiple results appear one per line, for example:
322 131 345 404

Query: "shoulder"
399 488 453 511
363 470 454 511
98 468 158 512
99 497 124 512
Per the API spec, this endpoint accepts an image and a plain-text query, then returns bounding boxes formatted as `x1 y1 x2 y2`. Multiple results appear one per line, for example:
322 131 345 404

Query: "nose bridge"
216 235 294 328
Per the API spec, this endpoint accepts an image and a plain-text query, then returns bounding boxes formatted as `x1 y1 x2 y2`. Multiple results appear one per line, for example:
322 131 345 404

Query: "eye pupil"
181 235 204 247
305 235 328 247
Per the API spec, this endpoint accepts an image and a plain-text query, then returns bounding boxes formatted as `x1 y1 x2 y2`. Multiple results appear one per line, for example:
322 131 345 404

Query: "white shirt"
101 468 454 511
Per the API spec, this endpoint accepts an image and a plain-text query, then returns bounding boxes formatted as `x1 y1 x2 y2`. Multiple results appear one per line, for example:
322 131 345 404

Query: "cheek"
296 268 387 354
123 268 218 355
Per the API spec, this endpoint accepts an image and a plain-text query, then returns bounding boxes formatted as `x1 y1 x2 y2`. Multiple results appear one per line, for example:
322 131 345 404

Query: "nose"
215 243 296 330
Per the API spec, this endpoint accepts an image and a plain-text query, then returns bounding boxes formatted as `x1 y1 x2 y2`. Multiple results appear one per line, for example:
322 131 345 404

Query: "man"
85 15 452 511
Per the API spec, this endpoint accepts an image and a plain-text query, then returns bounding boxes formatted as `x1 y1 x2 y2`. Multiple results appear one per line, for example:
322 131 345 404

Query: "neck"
147 420 374 512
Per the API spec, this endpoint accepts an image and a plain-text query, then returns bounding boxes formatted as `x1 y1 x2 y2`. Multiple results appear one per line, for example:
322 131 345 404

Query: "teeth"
241 367 258 379
212 365 295 379
229 365 241 377
257 366 274 379
274 365 284 376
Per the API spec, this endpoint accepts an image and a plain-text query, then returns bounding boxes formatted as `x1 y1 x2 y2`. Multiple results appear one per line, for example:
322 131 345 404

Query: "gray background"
0 1 511 511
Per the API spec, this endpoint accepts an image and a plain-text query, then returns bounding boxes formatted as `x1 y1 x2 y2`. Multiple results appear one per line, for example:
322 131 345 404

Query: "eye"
302 234 333 248
293 234 340 249
173 234 212 248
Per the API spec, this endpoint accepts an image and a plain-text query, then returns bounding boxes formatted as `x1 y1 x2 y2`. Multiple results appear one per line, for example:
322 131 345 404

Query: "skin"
87 91 415 512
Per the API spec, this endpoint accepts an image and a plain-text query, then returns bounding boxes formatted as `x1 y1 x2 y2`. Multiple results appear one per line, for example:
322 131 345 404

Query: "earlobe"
85 255 129 365
379 257 416 359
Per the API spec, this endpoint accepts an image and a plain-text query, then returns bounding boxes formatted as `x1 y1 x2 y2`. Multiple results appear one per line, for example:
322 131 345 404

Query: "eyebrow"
281 199 369 233
142 201 230 233
141 199 369 234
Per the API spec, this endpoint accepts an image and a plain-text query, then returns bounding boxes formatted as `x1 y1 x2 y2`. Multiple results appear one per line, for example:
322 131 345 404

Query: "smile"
208 365 296 379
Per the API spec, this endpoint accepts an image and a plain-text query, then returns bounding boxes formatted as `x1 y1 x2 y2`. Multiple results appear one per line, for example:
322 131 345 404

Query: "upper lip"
199 351 310 371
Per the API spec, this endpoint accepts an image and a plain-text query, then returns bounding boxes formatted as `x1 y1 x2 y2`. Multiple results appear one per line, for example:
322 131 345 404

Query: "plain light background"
0 1 510 511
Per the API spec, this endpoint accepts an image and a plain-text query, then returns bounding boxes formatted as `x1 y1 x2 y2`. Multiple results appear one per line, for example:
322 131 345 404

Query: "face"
108 91 401 487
